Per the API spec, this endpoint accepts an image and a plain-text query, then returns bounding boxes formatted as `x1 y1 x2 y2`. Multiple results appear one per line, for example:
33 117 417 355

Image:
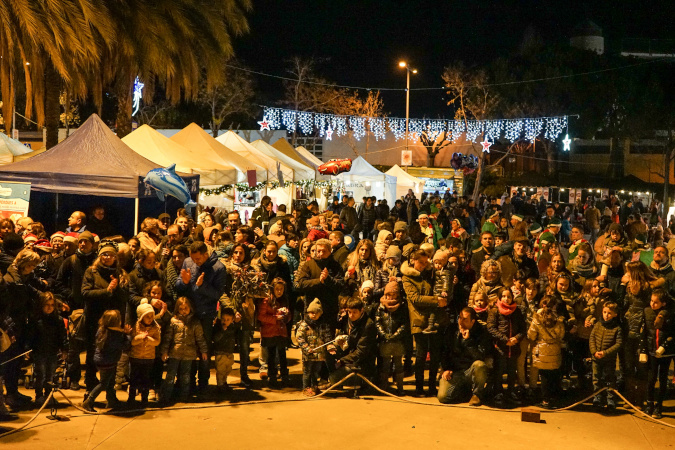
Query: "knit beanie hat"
137 298 155 322
394 221 407 233
383 281 400 297
78 231 95 244
433 249 448 262
306 298 323 314
385 245 402 259
344 234 356 252
360 280 374 294
98 239 119 255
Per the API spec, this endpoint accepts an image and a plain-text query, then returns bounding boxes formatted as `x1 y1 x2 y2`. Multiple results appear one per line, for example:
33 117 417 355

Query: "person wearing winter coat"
212 307 239 391
159 297 208 404
402 249 448 396
127 249 163 324
375 281 409 394
527 306 565 408
81 241 129 393
295 239 346 330
328 297 377 384
257 278 291 388
639 289 674 419
296 299 333 396
128 299 161 405
278 236 300 282
175 241 226 393
329 231 350 268
423 250 453 335
339 197 359 235
374 230 393 262
468 259 504 308
488 289 526 405
355 197 378 239
438 307 491 406
374 245 403 300
589 301 622 410
29 292 67 404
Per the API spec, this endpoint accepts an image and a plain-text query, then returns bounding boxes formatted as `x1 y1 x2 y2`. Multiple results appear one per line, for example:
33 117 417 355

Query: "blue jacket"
176 252 226 320
278 244 300 281
94 328 128 367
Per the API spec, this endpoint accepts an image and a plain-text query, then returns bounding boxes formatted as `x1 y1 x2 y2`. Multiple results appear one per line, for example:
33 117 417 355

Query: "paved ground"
2 340 675 449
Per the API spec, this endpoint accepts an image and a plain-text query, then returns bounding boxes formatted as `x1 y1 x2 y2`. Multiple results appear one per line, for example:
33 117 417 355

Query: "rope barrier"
1 373 674 440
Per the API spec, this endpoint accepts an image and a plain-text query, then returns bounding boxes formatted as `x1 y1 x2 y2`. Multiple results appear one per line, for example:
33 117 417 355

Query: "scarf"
574 259 597 278
497 299 517 316
599 316 619 329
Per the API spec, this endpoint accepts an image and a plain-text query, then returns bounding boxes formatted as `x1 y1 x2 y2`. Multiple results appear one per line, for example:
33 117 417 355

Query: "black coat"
295 257 345 328
337 313 377 376
55 251 97 310
30 312 67 357
487 306 526 357
81 265 129 331
441 323 492 372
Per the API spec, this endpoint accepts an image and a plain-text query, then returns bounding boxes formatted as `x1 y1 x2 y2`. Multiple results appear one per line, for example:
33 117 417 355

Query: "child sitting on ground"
128 299 160 406
212 307 239 393
296 299 333 396
375 281 408 395
589 301 622 411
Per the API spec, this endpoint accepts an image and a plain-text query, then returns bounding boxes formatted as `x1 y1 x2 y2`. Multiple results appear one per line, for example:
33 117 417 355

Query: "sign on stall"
0 181 30 221
401 150 413 166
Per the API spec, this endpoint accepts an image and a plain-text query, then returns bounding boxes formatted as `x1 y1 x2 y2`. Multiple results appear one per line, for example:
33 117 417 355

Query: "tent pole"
134 198 139 235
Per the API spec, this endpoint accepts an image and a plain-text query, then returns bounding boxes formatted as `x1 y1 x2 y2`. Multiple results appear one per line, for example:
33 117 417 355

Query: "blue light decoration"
132 76 144 117
259 106 569 145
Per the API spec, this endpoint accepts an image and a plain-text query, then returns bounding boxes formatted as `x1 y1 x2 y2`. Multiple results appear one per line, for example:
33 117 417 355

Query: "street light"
398 61 417 156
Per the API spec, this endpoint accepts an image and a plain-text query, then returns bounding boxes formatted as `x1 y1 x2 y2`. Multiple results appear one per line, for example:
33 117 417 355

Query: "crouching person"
438 307 491 406
328 297 377 389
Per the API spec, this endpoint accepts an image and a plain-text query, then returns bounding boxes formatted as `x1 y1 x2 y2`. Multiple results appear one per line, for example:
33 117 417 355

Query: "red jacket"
258 297 290 338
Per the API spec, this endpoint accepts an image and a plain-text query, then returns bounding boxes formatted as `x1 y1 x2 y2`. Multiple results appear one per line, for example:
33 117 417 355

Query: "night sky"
234 0 672 119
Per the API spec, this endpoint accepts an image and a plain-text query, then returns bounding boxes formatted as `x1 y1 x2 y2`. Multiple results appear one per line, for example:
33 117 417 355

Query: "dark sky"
234 0 672 119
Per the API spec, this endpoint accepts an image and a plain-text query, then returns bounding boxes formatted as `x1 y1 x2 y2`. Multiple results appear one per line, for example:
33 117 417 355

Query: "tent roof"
0 114 164 197
295 145 324 167
170 124 264 174
340 156 395 181
251 139 315 181
0 132 32 164
123 124 232 173
386 164 424 185
270 138 314 168
217 131 293 182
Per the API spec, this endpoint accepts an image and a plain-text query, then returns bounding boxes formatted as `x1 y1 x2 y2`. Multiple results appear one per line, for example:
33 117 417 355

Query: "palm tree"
100 0 252 137
0 1 113 140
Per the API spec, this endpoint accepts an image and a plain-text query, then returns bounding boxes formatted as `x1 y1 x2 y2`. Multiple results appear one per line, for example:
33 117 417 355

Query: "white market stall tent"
386 164 424 200
217 131 297 207
251 139 315 182
337 156 397 206
0 132 33 164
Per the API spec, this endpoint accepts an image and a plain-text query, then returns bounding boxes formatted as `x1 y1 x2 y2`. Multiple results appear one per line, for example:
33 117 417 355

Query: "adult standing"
402 249 447 397
175 241 226 394
584 202 601 245
339 197 358 235
295 238 346 330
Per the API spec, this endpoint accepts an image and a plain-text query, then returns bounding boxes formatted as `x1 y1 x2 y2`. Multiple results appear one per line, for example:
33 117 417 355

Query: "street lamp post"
399 61 417 164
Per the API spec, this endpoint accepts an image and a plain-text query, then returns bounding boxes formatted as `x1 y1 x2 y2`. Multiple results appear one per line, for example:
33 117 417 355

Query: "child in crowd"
30 292 67 404
143 281 172 397
128 299 160 406
296 299 332 396
518 279 541 396
494 232 507 248
423 250 451 334
258 278 291 388
160 297 207 404
212 307 239 393
374 245 402 300
528 304 565 409
82 310 130 412
511 270 526 299
640 289 674 419
472 291 490 326
374 230 393 262
488 288 526 405
376 281 408 395
589 301 622 411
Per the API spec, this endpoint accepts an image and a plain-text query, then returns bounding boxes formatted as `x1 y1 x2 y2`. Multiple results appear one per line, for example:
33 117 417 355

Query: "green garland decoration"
200 179 335 196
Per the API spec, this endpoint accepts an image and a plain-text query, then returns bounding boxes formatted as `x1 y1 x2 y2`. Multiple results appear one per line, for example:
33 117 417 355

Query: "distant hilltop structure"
570 20 604 55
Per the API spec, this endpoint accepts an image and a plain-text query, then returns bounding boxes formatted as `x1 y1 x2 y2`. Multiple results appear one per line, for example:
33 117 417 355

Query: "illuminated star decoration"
132 76 144 117
258 117 270 131
562 133 572 152
481 139 492 153
325 126 333 140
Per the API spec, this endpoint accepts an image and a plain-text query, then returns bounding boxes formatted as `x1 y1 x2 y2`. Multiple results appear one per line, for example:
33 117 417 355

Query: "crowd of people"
0 190 674 420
